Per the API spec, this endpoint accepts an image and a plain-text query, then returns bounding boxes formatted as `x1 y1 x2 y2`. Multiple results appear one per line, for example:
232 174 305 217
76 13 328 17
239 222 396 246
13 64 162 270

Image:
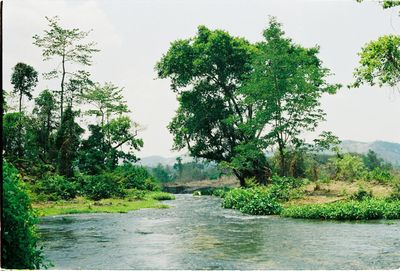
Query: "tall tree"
10 63 38 114
156 20 339 185
33 89 57 161
156 25 265 185
55 106 84 177
243 18 340 176
33 16 99 120
80 82 143 170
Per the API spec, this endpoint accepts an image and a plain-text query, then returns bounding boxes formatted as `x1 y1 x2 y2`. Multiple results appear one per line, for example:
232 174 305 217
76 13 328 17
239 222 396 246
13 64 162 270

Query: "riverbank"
33 191 174 217
217 178 400 220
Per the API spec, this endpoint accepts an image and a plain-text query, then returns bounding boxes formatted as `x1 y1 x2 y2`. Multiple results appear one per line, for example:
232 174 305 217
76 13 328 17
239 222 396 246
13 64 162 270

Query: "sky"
4 0 400 158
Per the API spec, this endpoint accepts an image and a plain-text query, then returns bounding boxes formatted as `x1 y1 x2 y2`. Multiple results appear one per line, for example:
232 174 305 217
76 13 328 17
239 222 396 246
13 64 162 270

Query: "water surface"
39 194 400 269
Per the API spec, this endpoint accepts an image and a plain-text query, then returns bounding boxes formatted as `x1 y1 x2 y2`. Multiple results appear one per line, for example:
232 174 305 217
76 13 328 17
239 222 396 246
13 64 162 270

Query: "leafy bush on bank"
150 192 175 200
113 164 160 191
81 173 126 200
282 199 400 220
2 160 46 269
222 187 282 215
34 174 78 201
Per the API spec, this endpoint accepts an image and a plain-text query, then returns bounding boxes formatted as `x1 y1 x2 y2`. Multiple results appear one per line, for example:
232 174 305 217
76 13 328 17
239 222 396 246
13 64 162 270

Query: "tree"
156 19 339 185
11 63 38 114
10 63 39 158
33 90 58 161
352 1 400 89
33 16 99 120
81 82 142 170
244 19 340 176
55 106 84 177
81 82 129 127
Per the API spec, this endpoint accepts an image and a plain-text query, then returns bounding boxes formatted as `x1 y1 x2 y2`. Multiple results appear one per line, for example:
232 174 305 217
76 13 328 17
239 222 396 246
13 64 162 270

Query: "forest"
2 1 400 270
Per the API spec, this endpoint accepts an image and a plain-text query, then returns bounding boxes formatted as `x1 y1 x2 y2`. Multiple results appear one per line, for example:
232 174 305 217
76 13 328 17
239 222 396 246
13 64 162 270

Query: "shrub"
282 199 400 220
126 188 146 200
34 174 78 201
349 185 373 201
81 173 126 200
366 167 393 183
212 187 231 198
329 154 367 181
2 160 46 269
114 164 160 191
150 192 175 200
222 187 282 215
389 182 400 200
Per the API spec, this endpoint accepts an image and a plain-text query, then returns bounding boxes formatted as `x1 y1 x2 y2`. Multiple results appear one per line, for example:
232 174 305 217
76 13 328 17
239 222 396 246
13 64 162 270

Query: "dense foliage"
2 160 45 269
156 18 339 185
282 199 400 220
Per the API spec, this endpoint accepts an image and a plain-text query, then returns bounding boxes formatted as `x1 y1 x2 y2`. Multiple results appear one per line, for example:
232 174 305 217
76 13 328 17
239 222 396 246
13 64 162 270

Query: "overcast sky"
4 0 400 158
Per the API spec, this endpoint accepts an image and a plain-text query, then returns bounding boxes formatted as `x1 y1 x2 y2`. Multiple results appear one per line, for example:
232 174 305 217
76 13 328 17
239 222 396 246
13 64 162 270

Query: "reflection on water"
38 194 400 269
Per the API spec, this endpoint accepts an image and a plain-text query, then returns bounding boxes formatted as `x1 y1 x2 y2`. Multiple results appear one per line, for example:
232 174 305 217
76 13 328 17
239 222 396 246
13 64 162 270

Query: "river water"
38 194 400 269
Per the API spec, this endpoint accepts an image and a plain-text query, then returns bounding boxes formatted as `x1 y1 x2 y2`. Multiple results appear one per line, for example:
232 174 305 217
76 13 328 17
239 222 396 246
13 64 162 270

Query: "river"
38 194 400 269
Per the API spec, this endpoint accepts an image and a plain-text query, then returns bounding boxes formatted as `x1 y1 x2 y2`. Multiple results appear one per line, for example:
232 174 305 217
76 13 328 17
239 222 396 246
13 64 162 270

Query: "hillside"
341 140 400 166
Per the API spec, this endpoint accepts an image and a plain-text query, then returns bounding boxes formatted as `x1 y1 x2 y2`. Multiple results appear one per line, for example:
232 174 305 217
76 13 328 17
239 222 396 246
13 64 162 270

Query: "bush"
349 186 373 201
222 187 282 215
34 174 78 201
81 173 126 200
114 164 160 191
282 199 400 220
329 154 367 181
2 160 46 269
212 187 231 198
150 192 175 200
366 167 393 183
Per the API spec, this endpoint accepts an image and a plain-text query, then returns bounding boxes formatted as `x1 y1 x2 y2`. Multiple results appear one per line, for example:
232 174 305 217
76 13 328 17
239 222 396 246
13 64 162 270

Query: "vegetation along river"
38 194 400 269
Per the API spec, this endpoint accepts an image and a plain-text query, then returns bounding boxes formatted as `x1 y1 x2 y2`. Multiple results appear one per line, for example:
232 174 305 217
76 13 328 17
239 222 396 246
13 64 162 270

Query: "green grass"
33 191 174 217
282 199 400 220
149 191 176 200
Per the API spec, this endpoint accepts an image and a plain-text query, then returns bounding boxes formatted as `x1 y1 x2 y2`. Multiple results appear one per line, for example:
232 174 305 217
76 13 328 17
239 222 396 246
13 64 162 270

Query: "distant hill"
341 140 400 166
138 140 400 167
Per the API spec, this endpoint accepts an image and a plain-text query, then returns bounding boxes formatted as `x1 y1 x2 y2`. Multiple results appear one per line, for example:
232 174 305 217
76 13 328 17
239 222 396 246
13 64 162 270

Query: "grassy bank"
33 191 174 217
219 177 400 220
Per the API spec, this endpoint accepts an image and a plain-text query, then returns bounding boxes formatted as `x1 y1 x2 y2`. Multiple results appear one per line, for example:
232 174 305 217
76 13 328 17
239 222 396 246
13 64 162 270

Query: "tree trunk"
60 55 66 121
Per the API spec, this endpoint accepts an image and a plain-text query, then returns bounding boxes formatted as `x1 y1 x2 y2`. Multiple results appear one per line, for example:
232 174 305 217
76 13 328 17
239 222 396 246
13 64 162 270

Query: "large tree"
243 18 340 176
33 16 99 120
156 19 339 185
80 82 143 171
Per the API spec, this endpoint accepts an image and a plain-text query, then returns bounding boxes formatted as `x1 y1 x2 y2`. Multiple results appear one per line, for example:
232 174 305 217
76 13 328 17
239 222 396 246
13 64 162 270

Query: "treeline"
2 17 159 269
148 159 226 183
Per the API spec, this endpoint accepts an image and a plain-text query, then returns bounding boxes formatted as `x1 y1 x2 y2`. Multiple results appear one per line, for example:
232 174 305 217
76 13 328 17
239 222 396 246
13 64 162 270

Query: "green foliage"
349 186 373 201
81 173 126 200
156 18 339 185
55 106 84 177
33 16 99 118
2 160 45 269
11 62 38 113
352 34 400 88
329 153 367 181
114 164 160 191
211 187 231 198
282 199 400 220
222 187 282 215
389 182 400 200
34 174 78 201
366 167 393 183
150 192 176 200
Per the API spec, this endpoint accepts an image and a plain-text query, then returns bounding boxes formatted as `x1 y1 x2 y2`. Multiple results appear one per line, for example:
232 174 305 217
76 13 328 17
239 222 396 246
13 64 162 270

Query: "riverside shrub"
222 187 282 215
282 199 400 220
114 164 160 191
2 160 45 269
34 174 78 201
81 173 126 200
